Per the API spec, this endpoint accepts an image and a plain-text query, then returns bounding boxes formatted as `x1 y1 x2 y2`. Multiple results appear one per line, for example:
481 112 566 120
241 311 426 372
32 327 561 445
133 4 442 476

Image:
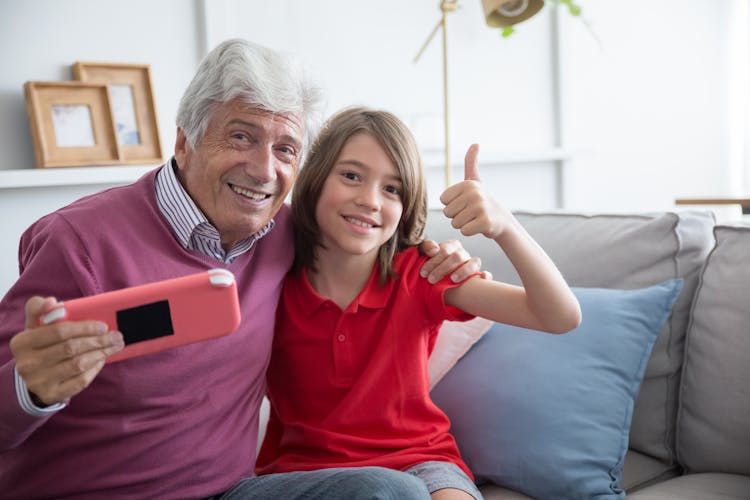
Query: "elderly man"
0 39 478 499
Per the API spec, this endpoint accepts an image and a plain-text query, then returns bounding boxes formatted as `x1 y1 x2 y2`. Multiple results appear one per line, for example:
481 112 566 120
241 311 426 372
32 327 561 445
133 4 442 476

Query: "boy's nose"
355 185 381 211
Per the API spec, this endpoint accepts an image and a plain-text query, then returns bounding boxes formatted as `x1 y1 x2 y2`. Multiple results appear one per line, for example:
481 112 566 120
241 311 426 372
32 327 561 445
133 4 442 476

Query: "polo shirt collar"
294 263 395 315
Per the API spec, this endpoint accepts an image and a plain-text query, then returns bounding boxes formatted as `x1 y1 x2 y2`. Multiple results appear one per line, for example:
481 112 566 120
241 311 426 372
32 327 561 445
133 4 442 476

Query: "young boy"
256 107 581 499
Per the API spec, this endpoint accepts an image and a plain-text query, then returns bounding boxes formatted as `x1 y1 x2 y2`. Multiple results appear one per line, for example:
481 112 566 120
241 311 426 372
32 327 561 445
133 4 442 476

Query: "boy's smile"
315 132 404 264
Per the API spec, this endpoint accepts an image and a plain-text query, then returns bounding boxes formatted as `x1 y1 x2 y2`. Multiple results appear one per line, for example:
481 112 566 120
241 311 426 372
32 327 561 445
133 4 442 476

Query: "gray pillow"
677 225 750 474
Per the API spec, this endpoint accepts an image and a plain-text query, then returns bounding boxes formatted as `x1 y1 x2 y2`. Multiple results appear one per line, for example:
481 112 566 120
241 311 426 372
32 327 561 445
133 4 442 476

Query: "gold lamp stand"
414 0 459 188
414 0 544 187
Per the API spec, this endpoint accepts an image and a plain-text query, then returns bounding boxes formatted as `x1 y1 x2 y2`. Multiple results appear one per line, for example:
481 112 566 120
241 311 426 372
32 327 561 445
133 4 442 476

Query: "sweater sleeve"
0 213 97 451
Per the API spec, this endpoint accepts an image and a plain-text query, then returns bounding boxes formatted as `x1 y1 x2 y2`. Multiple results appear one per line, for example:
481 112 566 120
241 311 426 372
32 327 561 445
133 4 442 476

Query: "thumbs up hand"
439 144 511 240
462 143 482 182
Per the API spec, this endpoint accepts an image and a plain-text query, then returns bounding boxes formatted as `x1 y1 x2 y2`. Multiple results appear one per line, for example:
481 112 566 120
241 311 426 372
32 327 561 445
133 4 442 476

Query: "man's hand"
418 239 490 284
10 296 124 406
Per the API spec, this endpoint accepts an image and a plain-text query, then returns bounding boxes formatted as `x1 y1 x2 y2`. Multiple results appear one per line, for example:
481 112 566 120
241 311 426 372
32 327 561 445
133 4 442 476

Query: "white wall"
0 0 205 296
0 0 744 296
560 0 736 211
210 0 741 213
211 0 563 209
0 0 204 171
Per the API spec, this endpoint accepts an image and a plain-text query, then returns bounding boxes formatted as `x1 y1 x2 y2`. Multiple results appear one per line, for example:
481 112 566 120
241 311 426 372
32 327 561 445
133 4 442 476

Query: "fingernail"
428 275 437 284
110 331 125 348
451 274 459 282
420 270 428 278
95 322 108 334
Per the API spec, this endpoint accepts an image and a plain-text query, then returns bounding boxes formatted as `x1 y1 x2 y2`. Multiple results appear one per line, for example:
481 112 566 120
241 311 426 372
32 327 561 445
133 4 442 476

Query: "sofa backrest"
424 210 715 464
676 224 750 474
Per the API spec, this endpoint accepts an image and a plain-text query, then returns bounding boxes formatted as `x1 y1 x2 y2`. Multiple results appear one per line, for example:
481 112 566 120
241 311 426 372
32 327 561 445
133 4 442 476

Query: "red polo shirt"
256 247 475 479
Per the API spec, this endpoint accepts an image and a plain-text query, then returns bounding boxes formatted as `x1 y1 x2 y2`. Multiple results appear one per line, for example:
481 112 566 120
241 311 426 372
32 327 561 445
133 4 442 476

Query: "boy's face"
175 101 304 250
315 132 404 263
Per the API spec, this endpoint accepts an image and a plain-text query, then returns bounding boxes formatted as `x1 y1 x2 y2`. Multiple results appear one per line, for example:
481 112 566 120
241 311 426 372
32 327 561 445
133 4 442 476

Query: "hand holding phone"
40 269 241 363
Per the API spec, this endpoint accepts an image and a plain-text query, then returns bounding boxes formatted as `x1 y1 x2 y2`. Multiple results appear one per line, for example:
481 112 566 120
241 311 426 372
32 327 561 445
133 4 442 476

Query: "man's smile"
229 183 271 201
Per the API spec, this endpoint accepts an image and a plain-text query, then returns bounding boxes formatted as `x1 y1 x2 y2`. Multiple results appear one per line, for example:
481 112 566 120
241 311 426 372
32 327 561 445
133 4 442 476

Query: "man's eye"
275 146 298 164
230 132 250 143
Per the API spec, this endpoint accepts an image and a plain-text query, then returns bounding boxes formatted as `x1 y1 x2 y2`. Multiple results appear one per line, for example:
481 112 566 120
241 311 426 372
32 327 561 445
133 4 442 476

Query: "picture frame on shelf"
73 62 163 165
24 81 121 168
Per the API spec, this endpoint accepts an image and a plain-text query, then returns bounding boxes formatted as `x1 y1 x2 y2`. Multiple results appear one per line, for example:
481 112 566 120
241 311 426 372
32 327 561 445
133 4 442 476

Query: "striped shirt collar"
155 158 274 263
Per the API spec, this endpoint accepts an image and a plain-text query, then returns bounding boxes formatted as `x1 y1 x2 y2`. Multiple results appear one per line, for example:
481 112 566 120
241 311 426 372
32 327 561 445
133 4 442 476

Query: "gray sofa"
257 209 749 498
423 210 750 499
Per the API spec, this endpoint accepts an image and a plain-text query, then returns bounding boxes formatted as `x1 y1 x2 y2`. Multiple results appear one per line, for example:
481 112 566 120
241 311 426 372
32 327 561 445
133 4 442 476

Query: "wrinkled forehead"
215 100 305 141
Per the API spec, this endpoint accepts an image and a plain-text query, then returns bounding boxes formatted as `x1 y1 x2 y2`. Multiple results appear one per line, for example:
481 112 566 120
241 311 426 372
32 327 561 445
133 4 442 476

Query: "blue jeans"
220 466 431 499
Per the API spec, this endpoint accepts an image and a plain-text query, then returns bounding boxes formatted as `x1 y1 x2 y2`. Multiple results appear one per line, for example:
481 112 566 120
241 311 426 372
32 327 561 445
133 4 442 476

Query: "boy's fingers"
464 144 480 181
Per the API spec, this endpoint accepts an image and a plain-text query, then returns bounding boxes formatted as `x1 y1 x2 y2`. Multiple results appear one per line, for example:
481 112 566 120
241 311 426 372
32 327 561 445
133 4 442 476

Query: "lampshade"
482 0 544 27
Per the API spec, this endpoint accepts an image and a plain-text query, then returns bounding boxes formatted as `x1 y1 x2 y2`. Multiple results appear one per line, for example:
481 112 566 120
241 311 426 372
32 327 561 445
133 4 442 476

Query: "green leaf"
501 26 515 38
568 4 582 16
556 0 582 17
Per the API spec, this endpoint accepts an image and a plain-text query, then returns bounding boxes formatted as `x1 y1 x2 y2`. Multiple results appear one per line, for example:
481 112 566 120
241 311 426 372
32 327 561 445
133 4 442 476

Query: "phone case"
40 269 241 363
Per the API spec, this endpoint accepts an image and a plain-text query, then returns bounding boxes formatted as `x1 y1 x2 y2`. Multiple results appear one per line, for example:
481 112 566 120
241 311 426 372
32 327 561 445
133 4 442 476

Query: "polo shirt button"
337 334 346 342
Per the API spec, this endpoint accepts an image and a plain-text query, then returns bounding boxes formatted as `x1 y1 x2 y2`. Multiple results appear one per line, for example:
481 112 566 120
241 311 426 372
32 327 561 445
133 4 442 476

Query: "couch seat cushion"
622 450 680 491
626 473 750 499
478 483 532 499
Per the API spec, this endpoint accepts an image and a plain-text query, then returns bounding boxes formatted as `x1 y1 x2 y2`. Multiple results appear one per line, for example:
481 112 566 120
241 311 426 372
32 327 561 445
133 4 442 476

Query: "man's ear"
174 128 188 169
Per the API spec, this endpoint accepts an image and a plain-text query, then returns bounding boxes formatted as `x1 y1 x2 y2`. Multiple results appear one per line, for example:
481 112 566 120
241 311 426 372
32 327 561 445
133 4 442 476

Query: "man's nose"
246 146 276 184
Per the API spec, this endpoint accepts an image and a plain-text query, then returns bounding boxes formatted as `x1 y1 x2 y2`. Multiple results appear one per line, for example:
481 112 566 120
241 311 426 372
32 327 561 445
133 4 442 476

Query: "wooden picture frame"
24 81 121 168
73 62 163 164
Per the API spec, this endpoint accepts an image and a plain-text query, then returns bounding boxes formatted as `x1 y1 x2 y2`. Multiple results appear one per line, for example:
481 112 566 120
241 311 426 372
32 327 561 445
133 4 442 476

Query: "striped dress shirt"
155 158 274 263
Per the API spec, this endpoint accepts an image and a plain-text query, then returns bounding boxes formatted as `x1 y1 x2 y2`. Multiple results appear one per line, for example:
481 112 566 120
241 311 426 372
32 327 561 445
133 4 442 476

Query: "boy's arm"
442 144 581 333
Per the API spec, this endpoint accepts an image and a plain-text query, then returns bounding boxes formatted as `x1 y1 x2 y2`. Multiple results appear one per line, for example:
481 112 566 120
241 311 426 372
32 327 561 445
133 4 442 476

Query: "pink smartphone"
40 269 241 363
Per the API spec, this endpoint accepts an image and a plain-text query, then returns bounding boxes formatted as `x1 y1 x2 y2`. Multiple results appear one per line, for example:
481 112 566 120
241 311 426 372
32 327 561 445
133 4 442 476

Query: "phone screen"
116 300 174 345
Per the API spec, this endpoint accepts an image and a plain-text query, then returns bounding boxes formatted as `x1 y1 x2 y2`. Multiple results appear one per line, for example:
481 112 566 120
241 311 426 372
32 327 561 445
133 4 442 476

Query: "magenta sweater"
0 169 294 499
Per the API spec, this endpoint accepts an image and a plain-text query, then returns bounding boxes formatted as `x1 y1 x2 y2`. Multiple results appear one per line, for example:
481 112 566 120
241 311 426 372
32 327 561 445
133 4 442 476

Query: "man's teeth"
345 216 373 228
232 185 267 201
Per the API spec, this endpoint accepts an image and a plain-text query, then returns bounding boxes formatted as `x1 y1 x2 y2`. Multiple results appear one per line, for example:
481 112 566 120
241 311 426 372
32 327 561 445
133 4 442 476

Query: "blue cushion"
431 279 683 499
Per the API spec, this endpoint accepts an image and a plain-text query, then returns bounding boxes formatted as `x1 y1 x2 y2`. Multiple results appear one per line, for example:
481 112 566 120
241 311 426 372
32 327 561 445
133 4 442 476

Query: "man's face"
174 101 304 249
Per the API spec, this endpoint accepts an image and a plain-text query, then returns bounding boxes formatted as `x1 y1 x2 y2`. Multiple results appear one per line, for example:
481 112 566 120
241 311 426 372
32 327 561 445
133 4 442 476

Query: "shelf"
0 164 159 190
421 147 574 168
0 148 574 190
676 197 750 215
